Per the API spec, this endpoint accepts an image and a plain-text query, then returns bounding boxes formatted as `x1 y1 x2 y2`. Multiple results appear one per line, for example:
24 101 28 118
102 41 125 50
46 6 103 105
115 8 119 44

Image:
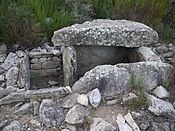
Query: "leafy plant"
30 0 72 40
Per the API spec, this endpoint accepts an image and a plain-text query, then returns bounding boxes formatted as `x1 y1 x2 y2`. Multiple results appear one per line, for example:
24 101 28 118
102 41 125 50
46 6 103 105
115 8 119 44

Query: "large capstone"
52 19 158 47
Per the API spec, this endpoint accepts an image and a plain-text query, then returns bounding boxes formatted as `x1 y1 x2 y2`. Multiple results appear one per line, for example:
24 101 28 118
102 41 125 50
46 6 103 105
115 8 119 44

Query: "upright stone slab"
62 46 77 86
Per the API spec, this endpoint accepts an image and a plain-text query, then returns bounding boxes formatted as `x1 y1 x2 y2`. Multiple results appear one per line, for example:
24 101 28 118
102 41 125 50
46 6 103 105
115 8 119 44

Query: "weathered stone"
122 93 137 104
42 61 60 69
116 114 133 131
17 52 30 90
15 102 32 116
51 50 61 56
65 104 90 124
16 51 25 58
106 99 118 105
52 19 158 47
61 93 78 108
77 94 88 106
39 99 64 127
0 116 8 128
52 57 60 62
33 101 40 116
156 45 168 53
39 58 47 63
41 42 55 52
0 44 7 53
0 53 6 63
0 86 71 105
153 86 169 98
162 52 174 58
1 53 20 70
73 65 130 97
124 113 140 131
5 67 19 87
146 94 175 118
0 87 4 99
137 46 162 62
116 62 174 90
29 52 42 58
3 86 19 96
31 63 42 70
62 46 77 86
2 121 22 131
89 88 101 107
30 58 39 64
0 75 5 81
90 117 115 131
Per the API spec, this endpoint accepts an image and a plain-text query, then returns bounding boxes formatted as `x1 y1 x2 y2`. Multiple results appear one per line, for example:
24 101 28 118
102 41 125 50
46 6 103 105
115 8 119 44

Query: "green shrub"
30 0 72 40
0 0 38 45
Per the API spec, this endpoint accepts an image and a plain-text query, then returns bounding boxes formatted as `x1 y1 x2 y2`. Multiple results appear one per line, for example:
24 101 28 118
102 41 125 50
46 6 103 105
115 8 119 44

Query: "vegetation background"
0 0 174 48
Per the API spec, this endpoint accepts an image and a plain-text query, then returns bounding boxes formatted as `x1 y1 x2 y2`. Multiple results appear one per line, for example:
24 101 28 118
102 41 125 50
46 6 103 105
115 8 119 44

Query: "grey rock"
73 65 130 97
0 75 5 81
1 53 20 70
39 99 64 127
51 50 61 56
106 99 118 105
61 93 78 108
65 104 90 124
30 58 39 64
33 101 40 116
29 52 42 58
0 87 71 105
62 46 77 86
116 62 174 90
52 57 60 62
39 58 47 63
122 93 137 104
31 63 42 70
5 67 19 87
89 88 101 107
137 46 162 62
162 52 174 58
145 94 175 118
15 102 32 116
42 61 60 69
16 51 25 58
0 87 4 99
3 86 19 96
77 94 88 106
41 42 54 52
153 86 169 98
52 19 158 47
48 80 59 86
0 53 6 63
0 44 7 53
156 45 168 53
17 52 30 90
90 117 115 131
0 116 8 128
2 121 22 131
162 122 171 131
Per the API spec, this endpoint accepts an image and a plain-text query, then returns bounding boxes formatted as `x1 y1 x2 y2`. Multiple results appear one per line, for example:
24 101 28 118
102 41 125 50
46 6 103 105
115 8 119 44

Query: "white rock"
124 113 140 131
89 88 101 107
117 114 126 124
153 86 169 98
122 93 137 103
90 117 115 131
116 114 133 131
146 94 175 117
77 94 88 106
